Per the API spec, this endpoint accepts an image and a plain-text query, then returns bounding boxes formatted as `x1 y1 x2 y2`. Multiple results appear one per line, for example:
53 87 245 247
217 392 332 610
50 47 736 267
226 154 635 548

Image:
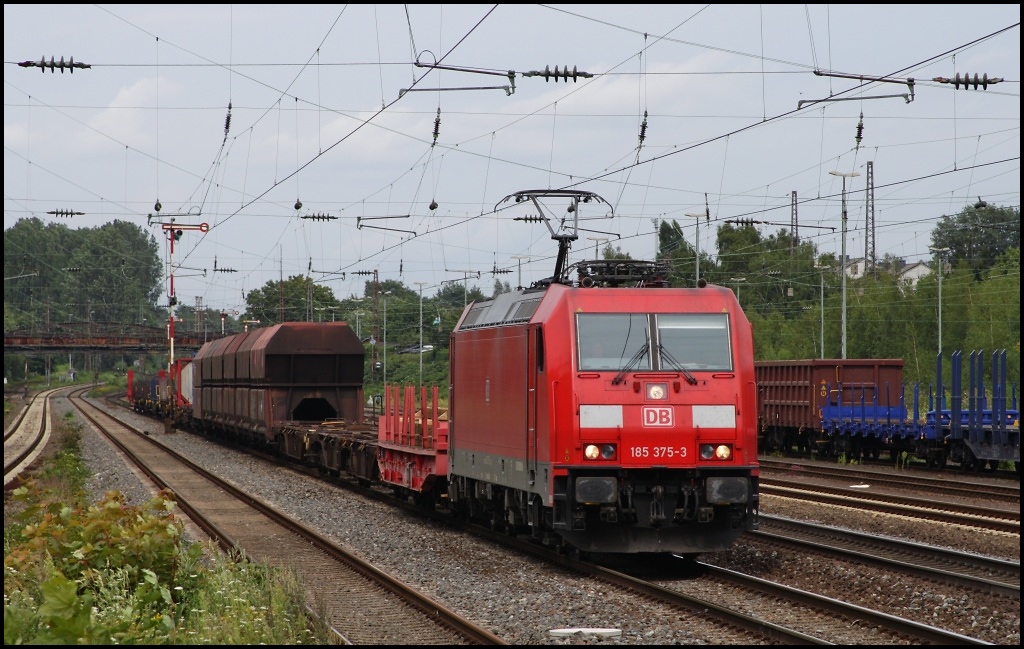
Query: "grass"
4 410 338 645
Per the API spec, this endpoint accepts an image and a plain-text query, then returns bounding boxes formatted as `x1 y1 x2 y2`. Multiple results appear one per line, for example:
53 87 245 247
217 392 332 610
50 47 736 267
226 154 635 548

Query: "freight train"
756 352 1020 473
128 189 760 556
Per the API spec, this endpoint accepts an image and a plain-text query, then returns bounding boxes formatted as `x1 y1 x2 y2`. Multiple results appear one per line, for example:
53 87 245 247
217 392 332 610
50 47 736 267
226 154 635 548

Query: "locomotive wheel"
413 491 435 510
489 511 505 533
567 546 590 561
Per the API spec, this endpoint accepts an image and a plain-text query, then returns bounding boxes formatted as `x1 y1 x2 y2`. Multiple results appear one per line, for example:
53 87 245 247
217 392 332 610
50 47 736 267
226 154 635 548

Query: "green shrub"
4 485 199 643
4 413 332 644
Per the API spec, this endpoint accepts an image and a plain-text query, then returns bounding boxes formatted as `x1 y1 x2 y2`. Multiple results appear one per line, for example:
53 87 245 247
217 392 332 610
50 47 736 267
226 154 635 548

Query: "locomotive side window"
656 314 732 371
535 327 545 372
577 314 651 371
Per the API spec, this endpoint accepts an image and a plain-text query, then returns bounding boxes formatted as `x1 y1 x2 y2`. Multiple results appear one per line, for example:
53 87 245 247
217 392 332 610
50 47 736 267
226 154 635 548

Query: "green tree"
601 242 633 260
491 278 512 297
243 275 339 325
713 221 762 285
3 218 161 328
961 248 1020 378
657 219 701 287
932 203 1020 280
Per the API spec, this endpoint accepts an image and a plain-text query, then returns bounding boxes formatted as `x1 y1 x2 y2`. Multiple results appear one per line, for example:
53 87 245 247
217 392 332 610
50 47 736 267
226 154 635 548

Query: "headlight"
700 444 732 460
584 444 617 460
646 382 668 400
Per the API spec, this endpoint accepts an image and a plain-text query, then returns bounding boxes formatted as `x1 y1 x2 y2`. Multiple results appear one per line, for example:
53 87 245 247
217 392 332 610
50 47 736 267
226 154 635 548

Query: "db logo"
642 406 674 427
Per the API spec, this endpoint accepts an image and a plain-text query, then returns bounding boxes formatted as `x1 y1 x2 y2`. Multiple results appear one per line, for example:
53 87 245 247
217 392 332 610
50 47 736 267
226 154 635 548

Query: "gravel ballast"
10 394 1019 645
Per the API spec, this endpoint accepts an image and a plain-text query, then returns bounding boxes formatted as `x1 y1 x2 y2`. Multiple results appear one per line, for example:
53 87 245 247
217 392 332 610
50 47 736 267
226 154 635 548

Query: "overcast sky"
4 4 1020 313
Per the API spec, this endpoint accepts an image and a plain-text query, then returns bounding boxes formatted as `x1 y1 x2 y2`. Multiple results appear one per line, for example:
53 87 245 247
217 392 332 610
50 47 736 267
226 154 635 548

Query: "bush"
4 417 332 644
4 485 201 644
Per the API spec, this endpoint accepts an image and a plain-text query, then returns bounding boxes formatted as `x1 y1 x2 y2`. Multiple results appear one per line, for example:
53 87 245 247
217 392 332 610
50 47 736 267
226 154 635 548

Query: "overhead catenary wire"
5 6 1018 308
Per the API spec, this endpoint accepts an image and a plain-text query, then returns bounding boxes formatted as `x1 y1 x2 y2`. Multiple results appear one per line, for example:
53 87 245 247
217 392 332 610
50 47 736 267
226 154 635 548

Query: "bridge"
3 323 225 353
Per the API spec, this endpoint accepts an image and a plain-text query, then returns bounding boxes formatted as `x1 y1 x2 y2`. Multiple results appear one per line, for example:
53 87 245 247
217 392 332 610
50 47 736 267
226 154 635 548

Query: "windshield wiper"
611 345 649 385
659 344 698 385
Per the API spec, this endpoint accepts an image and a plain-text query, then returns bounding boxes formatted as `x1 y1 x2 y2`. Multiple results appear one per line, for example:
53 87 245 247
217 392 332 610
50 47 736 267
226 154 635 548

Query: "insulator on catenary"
18 56 91 73
932 73 1003 90
855 112 864 147
639 110 648 145
432 108 441 145
728 218 758 227
223 102 232 143
523 65 594 83
47 209 84 217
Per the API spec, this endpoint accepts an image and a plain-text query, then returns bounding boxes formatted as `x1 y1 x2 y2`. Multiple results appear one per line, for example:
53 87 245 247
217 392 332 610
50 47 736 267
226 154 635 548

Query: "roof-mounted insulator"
47 209 84 217
432 108 441 146
932 73 1003 90
523 65 593 82
19 56 91 73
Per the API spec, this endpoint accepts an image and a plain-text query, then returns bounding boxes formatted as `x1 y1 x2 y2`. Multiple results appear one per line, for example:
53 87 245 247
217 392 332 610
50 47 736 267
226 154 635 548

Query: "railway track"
759 479 1019 534
4 386 70 490
68 391 505 645
750 514 1019 598
684 562 989 644
760 457 1020 503
761 452 1020 480
90 392 1015 644
446 513 999 645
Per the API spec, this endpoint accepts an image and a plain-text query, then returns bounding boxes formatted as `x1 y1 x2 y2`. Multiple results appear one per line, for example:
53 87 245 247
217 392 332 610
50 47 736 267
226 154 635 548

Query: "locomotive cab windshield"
577 312 732 373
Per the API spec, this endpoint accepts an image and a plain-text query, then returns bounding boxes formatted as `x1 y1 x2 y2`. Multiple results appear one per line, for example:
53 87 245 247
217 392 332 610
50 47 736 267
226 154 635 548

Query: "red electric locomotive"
127 189 759 558
442 190 760 555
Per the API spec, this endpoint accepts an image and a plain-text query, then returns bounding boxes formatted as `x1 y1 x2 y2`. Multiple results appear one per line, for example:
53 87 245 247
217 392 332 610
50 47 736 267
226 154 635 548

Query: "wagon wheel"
960 450 979 473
